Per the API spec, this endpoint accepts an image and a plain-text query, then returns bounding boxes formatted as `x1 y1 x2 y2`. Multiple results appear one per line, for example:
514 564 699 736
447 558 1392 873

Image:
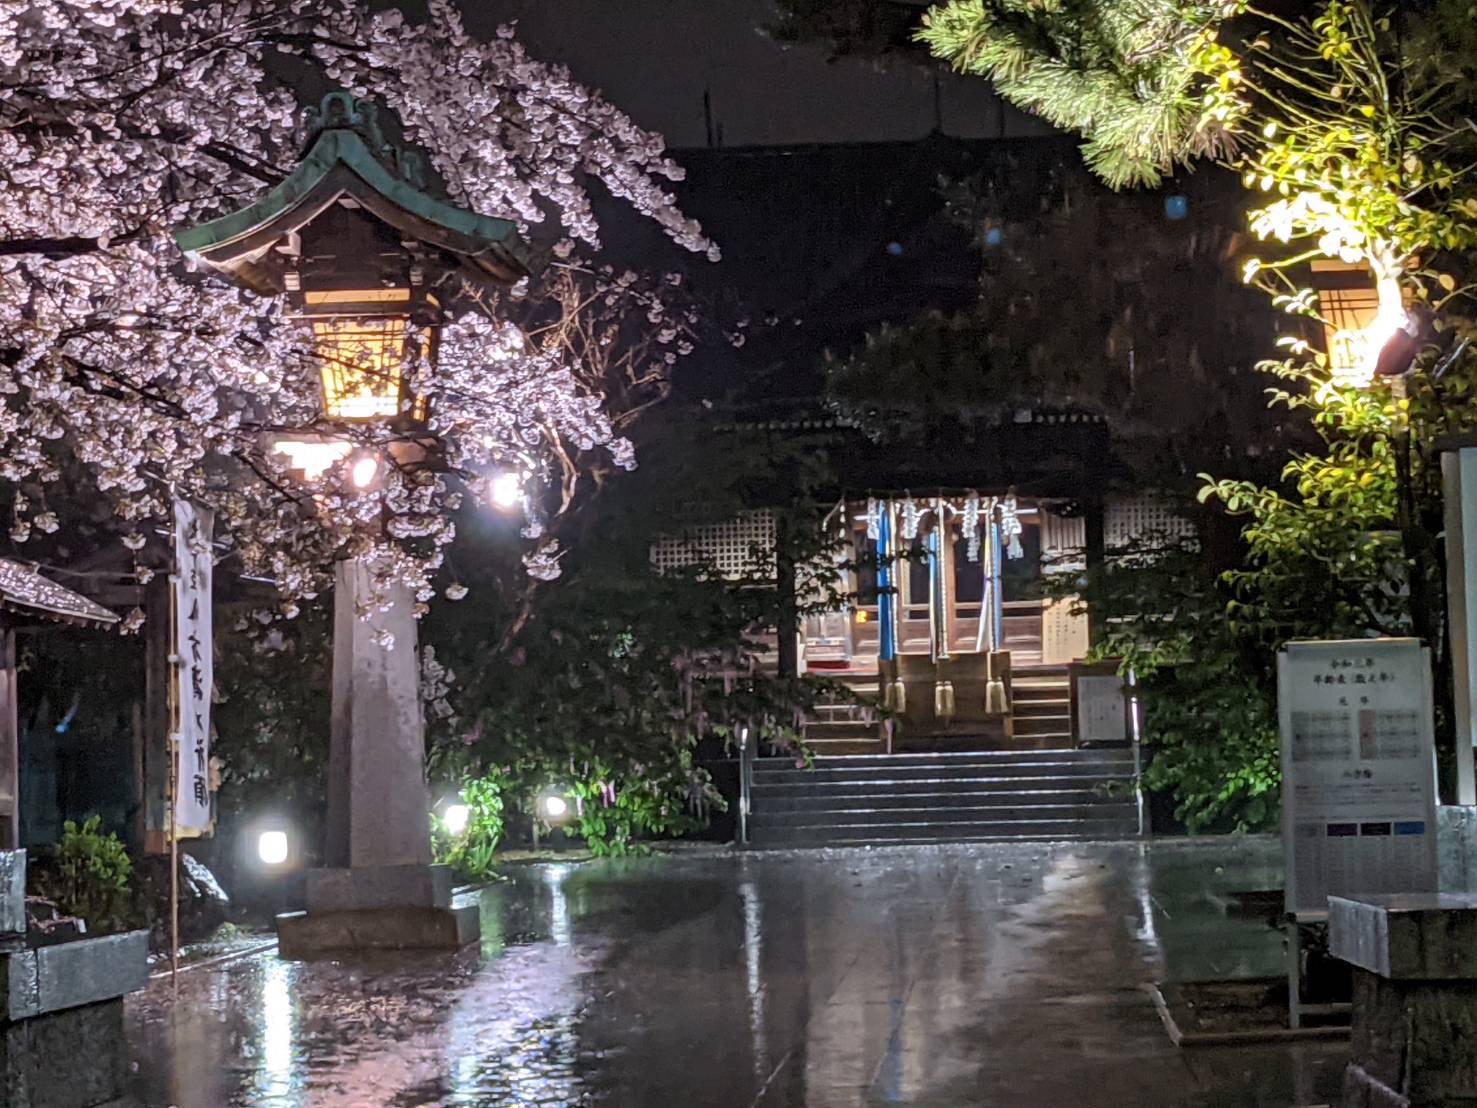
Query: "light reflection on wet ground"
124 839 1345 1107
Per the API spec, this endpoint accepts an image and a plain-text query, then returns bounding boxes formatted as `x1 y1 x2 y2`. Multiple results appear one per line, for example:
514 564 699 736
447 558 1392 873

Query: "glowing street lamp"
539 792 570 822
490 470 523 510
442 802 470 836
1314 261 1417 387
258 829 290 866
348 452 382 491
176 90 530 443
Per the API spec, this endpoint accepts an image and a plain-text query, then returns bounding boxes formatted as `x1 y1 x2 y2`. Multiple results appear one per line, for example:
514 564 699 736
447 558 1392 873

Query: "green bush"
432 775 505 882
54 816 133 933
565 756 721 857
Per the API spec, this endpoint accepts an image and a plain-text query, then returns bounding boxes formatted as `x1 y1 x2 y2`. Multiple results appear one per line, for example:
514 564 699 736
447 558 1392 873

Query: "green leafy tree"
425 409 845 854
214 599 333 856
917 0 1477 810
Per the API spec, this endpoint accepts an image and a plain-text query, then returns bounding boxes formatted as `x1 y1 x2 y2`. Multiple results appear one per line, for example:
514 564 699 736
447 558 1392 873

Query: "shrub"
54 816 134 933
432 775 504 882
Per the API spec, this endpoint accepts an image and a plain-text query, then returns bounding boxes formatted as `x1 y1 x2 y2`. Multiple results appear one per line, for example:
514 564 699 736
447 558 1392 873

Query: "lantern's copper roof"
0 560 118 628
174 92 534 291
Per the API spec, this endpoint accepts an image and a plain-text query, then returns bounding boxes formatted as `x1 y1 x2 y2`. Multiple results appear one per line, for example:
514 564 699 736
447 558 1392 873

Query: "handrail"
737 725 754 847
1128 667 1147 838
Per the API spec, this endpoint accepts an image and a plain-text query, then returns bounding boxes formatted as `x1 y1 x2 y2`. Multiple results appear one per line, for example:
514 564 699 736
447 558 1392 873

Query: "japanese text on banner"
173 498 214 834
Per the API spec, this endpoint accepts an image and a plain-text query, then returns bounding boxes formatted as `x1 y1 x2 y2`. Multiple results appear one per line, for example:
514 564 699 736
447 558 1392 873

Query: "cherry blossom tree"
0 0 713 608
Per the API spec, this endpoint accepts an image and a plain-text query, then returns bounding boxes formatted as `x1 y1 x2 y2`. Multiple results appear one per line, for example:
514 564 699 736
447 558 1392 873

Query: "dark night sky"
456 0 1047 148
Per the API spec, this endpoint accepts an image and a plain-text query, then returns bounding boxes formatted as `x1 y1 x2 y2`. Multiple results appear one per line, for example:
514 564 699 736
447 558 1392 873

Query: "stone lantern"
175 92 533 955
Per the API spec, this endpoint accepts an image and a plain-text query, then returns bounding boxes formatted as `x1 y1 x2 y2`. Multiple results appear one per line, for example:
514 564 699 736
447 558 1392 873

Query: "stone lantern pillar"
174 92 533 954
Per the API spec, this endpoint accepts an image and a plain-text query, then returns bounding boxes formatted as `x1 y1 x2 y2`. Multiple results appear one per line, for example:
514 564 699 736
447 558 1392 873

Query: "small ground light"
490 470 522 509
349 453 380 489
258 830 289 865
443 803 470 835
541 794 568 820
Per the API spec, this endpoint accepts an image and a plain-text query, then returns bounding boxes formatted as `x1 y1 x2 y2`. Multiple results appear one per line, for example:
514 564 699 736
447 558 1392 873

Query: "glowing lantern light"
1316 262 1411 388
309 293 412 421
443 803 470 835
258 830 289 865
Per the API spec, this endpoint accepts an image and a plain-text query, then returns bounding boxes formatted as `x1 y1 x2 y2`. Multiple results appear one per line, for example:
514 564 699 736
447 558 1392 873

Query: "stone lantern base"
276 863 478 959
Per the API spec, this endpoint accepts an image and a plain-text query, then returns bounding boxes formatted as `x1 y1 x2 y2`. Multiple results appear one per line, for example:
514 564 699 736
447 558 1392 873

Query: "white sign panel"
173 498 214 834
1076 674 1127 745
1278 638 1438 917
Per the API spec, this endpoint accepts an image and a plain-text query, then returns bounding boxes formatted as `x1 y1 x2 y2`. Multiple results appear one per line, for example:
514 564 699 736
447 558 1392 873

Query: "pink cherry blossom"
0 1 710 604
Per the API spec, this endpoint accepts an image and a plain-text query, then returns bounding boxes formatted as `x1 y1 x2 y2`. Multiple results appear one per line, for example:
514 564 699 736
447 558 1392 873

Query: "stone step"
754 787 1129 812
753 801 1138 828
1011 690 1069 706
753 760 1133 786
804 720 880 736
756 780 1134 809
1012 715 1073 736
760 747 1127 769
749 817 1137 848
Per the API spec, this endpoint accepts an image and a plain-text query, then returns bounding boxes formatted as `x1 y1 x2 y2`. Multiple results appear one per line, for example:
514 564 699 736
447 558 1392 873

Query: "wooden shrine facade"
0 559 119 848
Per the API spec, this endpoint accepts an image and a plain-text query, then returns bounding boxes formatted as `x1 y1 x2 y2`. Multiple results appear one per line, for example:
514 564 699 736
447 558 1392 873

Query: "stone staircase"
747 747 1139 848
1011 665 1073 747
803 670 887 755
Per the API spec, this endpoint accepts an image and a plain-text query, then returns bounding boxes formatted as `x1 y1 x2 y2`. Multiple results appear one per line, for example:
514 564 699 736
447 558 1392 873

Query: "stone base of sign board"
1437 805 1477 893
277 902 479 958
0 850 148 1108
0 931 149 1020
0 997 130 1108
1329 893 1477 1106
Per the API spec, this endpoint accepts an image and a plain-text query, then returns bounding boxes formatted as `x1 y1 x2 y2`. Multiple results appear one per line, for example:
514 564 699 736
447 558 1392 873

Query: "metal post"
738 725 753 847
1286 918 1302 1029
1128 667 1146 838
165 562 179 991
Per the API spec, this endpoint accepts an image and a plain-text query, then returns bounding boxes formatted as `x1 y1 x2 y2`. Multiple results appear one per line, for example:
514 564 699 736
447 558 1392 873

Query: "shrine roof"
174 93 533 291
0 559 119 629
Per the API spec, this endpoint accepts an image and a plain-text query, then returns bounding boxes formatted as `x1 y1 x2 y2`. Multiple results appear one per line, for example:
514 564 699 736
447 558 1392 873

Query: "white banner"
173 498 214 834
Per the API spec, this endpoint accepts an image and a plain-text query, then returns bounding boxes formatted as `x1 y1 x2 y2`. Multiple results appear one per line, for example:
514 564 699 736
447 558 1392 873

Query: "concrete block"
0 998 128 1108
0 931 148 1021
0 850 24 935
304 863 453 912
1438 804 1477 893
276 903 479 959
1329 894 1477 980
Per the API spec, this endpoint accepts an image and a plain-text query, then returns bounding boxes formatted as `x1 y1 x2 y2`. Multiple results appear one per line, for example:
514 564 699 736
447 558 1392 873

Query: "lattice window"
650 510 777 581
1105 495 1196 550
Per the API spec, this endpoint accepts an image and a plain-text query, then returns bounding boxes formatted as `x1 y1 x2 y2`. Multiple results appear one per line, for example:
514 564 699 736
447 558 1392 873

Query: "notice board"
1076 674 1127 745
1278 638 1439 916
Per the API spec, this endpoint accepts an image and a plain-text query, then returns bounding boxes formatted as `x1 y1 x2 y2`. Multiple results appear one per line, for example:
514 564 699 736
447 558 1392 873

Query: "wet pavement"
124 839 1346 1106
